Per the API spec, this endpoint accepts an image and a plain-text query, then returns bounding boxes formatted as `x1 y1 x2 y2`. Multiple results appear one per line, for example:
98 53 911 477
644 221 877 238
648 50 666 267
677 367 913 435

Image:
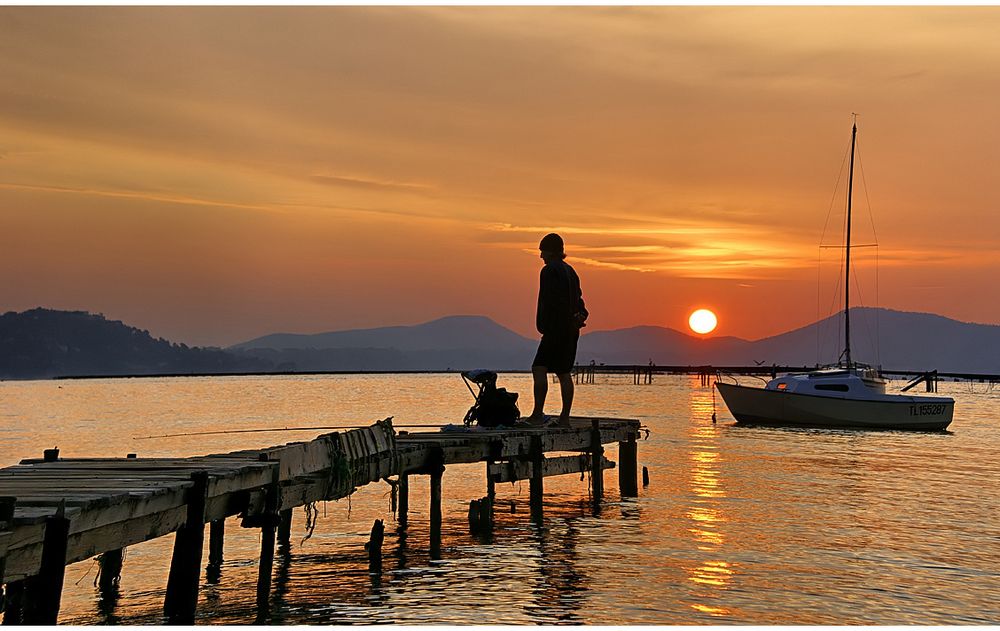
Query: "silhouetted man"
526 233 588 426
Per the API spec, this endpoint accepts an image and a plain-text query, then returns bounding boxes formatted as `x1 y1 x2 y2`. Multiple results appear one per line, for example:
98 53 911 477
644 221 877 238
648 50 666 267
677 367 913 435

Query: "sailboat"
715 121 955 431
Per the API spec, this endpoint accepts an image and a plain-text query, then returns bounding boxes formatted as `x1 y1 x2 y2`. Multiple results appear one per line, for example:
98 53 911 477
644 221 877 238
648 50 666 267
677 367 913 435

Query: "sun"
688 309 718 335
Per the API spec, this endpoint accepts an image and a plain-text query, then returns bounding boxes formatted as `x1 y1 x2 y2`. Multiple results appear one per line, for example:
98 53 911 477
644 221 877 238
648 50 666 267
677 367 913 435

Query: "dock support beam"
398 474 409 526
429 448 444 559
206 519 225 583
529 435 544 520
618 435 639 497
486 462 496 503
2 581 24 625
21 509 71 624
277 509 293 548
208 519 225 567
255 460 281 616
97 548 124 594
590 420 604 502
163 471 209 625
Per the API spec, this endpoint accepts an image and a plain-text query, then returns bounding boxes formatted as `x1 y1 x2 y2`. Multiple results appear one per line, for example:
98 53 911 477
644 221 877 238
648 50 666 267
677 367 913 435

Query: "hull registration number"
910 404 947 416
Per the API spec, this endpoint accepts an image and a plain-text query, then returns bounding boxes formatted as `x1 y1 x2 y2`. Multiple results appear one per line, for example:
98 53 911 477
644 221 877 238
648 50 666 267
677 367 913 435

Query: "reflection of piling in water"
0 416 641 623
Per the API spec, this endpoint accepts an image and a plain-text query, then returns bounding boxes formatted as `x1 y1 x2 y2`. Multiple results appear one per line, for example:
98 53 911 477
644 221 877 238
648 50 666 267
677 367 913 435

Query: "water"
1 374 998 624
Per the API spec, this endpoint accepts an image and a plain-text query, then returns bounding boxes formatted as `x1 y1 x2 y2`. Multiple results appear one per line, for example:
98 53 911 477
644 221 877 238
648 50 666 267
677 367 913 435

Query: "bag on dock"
461 369 520 428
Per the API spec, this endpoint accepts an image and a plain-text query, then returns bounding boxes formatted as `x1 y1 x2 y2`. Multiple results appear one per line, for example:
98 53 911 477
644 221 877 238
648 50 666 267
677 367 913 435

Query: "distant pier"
0 416 640 624
573 363 1000 390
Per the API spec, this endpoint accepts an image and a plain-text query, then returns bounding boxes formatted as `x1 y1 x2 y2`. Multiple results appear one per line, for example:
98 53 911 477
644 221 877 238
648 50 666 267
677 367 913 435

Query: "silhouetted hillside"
743 307 1000 373
231 315 537 371
4 307 995 379
0 309 272 379
232 308 999 373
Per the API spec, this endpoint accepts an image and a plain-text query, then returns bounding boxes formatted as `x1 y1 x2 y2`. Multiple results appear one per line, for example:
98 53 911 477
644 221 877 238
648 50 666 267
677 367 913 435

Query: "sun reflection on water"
684 382 736 617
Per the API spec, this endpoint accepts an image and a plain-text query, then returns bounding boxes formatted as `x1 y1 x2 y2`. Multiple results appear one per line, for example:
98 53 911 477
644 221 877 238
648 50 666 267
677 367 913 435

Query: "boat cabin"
764 367 886 397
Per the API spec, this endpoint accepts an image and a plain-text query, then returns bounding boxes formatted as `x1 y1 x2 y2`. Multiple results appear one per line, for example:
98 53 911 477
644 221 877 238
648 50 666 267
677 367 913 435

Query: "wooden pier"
0 416 640 624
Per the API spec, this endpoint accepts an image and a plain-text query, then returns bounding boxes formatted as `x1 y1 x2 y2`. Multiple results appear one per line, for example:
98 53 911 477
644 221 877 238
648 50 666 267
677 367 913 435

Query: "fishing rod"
133 423 450 440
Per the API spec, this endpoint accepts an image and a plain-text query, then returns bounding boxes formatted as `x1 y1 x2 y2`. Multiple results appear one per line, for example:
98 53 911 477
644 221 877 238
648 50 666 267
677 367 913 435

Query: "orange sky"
2 6 999 347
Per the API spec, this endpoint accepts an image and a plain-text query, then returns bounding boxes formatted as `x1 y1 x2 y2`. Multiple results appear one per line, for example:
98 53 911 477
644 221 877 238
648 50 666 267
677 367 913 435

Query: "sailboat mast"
844 120 857 367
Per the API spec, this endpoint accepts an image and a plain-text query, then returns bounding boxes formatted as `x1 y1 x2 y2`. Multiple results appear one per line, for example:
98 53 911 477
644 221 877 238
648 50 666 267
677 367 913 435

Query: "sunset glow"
2 7 1000 345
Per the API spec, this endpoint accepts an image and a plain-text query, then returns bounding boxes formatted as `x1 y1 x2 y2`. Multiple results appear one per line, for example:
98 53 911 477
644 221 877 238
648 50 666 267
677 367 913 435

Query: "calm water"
1 373 998 624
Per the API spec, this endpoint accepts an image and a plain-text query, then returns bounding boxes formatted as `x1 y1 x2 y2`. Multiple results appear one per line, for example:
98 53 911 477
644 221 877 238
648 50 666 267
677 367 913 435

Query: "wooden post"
429 448 444 560
163 471 209 625
205 519 225 584
97 548 124 593
486 462 496 502
1 500 20 625
590 420 604 502
0 496 12 600
277 509 293 548
22 509 70 624
618 435 639 497
366 519 384 574
398 474 409 526
642 466 650 487
529 434 544 520
208 519 225 567
2 581 24 625
256 458 281 614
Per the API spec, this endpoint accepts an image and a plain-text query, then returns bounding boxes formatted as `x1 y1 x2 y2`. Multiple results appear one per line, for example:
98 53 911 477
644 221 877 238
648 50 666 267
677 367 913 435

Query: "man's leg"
556 372 574 425
527 365 548 422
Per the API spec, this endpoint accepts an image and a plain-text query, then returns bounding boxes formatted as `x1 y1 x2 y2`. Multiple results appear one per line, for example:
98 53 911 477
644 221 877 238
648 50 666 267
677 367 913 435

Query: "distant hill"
0 308 272 379
230 315 537 371
232 308 1000 374
2 307 996 379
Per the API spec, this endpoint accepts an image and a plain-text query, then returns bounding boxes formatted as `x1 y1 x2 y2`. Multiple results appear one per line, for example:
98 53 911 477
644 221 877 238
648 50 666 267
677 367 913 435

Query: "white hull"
715 382 954 431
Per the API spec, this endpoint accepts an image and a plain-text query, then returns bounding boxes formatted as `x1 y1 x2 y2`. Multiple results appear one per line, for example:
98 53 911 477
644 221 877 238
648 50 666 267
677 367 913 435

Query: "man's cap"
539 233 564 254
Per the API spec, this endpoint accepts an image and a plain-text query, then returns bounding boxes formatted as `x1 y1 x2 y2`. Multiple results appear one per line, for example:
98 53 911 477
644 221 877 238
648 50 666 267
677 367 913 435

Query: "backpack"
466 382 520 428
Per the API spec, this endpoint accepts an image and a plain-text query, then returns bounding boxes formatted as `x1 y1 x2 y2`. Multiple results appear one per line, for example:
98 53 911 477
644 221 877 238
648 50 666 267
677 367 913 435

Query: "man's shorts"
532 331 580 375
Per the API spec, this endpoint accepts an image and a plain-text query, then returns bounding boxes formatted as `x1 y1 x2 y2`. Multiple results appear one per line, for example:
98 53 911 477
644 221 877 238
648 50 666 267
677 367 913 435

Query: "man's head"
539 233 566 262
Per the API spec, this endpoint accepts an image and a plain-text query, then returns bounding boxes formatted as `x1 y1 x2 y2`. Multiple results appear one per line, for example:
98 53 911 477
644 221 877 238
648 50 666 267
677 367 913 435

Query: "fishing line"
133 423 448 440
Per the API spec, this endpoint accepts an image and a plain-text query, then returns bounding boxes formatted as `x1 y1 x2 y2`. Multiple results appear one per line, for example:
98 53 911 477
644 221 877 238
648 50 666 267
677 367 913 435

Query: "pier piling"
22 509 70 624
97 548 124 593
397 474 409 526
208 519 225 569
429 448 444 559
618 435 639 497
529 435 544 519
590 420 604 501
206 519 225 584
255 460 281 614
2 580 23 625
163 471 209 625
277 510 292 548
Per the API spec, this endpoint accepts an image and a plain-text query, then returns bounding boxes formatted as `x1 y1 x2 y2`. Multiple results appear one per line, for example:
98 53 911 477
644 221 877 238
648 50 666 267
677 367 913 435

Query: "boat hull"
715 382 954 431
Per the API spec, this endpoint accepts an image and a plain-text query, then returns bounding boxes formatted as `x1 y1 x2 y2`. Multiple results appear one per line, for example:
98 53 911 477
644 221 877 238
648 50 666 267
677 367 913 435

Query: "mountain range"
2 307 998 380
231 307 1000 374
